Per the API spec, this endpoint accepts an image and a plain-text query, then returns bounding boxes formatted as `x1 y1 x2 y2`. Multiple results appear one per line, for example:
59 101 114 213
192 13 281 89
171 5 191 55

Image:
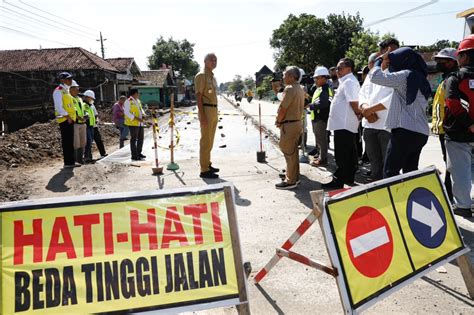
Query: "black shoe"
275 181 297 190
321 179 344 189
453 207 473 218
101 153 108 158
131 156 141 161
139 154 146 158
200 171 219 179
209 165 220 173
308 149 319 156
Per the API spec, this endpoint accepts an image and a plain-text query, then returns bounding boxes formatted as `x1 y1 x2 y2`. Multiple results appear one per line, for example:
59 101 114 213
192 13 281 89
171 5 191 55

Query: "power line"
18 0 97 33
0 6 97 41
364 0 439 27
0 25 73 47
1 9 60 34
3 1 135 59
396 10 460 19
0 22 51 40
3 0 97 38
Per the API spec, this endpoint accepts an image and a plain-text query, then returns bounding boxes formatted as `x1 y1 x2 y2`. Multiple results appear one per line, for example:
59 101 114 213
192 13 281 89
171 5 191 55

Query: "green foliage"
270 12 364 72
244 76 255 90
417 39 460 52
346 30 380 71
325 13 364 62
256 75 273 98
228 75 245 93
148 36 200 79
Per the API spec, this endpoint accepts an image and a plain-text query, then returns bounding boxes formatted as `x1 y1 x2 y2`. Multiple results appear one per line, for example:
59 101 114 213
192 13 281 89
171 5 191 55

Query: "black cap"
57 72 73 80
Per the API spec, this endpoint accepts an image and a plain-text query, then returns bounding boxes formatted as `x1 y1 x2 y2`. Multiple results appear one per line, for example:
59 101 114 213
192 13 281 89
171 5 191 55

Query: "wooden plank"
456 254 474 298
224 186 251 315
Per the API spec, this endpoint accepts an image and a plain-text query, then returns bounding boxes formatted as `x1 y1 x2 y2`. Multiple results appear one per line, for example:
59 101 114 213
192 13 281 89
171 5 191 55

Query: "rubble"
0 119 119 168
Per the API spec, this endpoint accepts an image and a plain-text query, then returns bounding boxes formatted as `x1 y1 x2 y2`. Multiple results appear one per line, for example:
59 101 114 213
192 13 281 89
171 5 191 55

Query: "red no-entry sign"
345 206 394 278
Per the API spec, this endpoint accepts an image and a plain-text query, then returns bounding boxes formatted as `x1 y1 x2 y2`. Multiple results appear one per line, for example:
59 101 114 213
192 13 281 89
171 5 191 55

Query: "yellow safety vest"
73 96 86 123
310 86 334 120
55 87 76 123
84 103 96 127
124 97 143 127
431 80 446 135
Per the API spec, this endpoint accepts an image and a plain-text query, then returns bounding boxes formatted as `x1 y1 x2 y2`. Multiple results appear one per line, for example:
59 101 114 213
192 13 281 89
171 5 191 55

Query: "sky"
0 0 472 83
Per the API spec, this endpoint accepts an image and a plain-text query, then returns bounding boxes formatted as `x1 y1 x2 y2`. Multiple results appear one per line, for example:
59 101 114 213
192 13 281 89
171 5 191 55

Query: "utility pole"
96 32 107 59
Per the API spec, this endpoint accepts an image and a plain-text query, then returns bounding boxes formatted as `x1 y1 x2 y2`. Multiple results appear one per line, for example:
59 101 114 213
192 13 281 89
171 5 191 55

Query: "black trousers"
129 126 144 159
439 134 453 201
334 129 358 184
384 128 428 178
93 127 107 156
59 120 75 165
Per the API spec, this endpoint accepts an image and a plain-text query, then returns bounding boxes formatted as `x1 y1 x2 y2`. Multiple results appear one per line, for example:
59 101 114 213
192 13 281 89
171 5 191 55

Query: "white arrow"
411 201 444 237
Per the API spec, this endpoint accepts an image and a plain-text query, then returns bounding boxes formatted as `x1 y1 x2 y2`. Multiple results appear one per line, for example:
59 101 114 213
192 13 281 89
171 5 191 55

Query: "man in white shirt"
359 57 393 181
53 72 79 168
325 58 361 188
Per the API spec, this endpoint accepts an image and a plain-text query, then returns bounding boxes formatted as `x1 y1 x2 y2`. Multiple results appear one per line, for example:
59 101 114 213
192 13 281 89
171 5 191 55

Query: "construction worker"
444 35 474 218
124 88 147 161
275 66 305 189
431 48 458 202
309 66 334 166
195 53 219 179
246 89 253 103
70 80 87 164
83 90 107 162
53 72 79 168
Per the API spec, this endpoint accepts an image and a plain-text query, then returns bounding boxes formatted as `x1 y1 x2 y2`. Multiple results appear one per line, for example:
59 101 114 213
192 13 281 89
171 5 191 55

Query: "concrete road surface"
90 97 473 314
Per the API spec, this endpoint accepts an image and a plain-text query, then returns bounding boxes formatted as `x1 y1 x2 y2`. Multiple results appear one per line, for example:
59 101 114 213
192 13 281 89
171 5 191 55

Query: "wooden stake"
224 187 251 315
456 254 474 298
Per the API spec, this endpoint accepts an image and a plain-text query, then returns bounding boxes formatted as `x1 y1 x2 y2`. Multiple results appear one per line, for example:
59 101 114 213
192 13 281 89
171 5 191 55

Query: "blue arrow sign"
406 187 447 248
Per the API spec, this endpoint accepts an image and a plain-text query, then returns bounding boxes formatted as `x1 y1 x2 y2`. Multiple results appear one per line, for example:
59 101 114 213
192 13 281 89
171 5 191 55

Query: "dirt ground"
0 114 120 201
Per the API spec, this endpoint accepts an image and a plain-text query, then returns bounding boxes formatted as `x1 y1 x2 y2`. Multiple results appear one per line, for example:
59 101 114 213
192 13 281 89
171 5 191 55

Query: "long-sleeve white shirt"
52 84 69 116
359 75 393 130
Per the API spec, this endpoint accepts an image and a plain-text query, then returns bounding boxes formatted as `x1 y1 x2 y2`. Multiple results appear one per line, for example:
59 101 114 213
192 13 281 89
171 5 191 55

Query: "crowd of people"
54 74 150 168
53 73 108 167
53 36 474 218
274 35 474 218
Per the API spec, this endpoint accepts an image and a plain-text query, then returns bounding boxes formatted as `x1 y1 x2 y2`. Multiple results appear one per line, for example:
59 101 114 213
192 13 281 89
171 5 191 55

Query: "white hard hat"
84 90 95 99
298 68 305 83
313 66 329 77
70 80 79 87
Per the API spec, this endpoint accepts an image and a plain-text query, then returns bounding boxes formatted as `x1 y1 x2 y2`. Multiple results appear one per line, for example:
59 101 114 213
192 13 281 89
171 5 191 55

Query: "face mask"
436 63 448 73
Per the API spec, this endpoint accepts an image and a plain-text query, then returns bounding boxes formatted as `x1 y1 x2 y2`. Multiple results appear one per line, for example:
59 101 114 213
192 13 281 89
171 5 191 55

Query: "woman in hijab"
369 47 431 178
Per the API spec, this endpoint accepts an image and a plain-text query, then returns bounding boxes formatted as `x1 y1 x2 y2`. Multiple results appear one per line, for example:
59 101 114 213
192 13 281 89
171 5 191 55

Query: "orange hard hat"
458 34 474 53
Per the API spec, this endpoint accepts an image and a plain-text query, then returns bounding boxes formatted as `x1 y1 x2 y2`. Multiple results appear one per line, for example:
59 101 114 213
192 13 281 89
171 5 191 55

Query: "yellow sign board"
0 185 247 314
323 167 468 313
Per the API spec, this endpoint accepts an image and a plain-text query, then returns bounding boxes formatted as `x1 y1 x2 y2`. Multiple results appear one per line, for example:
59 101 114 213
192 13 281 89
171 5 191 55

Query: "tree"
270 14 331 72
270 13 364 72
148 36 200 79
228 75 245 93
346 31 380 71
325 12 364 63
244 76 255 90
256 75 273 99
417 39 460 52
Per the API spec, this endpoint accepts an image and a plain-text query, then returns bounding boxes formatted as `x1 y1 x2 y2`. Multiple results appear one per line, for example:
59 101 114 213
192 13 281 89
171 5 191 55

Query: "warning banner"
323 167 469 313
0 185 244 314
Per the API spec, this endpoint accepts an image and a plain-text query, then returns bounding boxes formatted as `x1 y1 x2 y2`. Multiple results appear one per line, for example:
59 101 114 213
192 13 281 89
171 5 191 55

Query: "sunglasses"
336 66 345 71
